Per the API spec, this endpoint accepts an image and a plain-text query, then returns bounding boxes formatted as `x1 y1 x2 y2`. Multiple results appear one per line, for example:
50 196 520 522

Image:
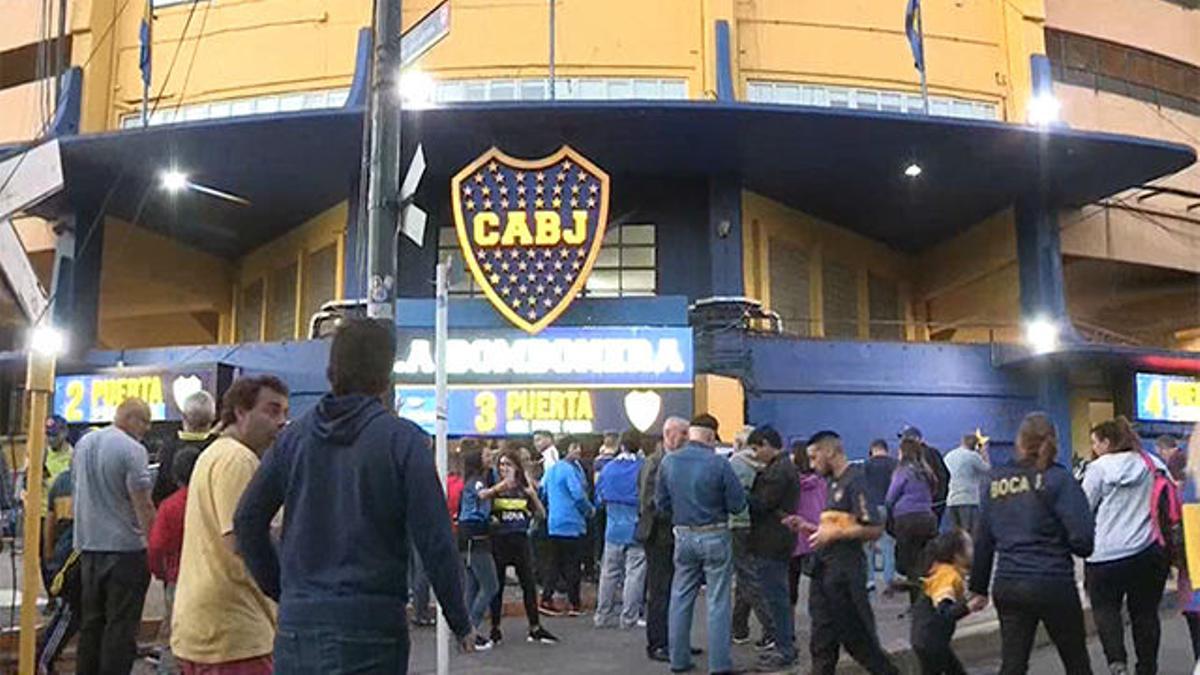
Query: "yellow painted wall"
694 374 744 436
233 201 347 342
98 218 233 348
741 191 913 339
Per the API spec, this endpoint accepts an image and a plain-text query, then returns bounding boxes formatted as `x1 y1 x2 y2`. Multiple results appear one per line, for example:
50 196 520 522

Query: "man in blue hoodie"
234 319 474 673
594 439 645 629
539 437 594 616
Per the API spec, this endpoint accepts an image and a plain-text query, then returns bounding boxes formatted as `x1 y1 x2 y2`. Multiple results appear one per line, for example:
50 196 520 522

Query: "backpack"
1139 451 1186 569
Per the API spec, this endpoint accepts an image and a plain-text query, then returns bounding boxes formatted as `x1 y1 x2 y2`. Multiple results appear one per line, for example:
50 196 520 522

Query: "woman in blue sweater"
460 448 504 651
968 413 1095 674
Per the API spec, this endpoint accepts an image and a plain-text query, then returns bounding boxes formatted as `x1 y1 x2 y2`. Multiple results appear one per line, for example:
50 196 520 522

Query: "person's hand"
458 631 476 653
781 515 816 534
808 522 840 549
967 593 989 613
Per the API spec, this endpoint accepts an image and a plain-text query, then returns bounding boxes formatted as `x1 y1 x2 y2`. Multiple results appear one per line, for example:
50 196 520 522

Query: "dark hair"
498 449 528 488
533 430 554 441
1017 412 1058 471
899 438 936 488
220 375 289 427
1091 416 1138 454
869 439 889 452
171 447 201 486
808 430 841 447
559 435 578 450
462 448 485 483
962 434 979 451
748 426 783 450
619 429 642 454
327 318 396 396
790 440 812 474
924 529 971 573
1156 434 1180 451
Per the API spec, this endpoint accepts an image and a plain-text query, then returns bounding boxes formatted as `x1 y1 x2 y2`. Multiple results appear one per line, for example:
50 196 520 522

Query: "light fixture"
29 325 65 356
1026 93 1061 127
1024 316 1060 355
159 169 189 192
904 163 923 178
397 69 436 109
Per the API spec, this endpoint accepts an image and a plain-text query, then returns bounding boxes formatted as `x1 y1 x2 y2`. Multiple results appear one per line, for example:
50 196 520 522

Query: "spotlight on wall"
903 163 923 179
1024 316 1060 355
159 169 190 193
1027 93 1061 127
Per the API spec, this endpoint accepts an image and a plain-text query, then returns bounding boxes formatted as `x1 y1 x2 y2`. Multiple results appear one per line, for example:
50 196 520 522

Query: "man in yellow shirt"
172 375 289 675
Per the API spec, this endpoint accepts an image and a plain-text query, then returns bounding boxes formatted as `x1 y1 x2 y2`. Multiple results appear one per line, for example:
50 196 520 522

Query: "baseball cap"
898 425 923 441
45 415 68 435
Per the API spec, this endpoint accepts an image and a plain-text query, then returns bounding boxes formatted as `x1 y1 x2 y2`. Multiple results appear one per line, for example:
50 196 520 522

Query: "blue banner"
54 366 220 425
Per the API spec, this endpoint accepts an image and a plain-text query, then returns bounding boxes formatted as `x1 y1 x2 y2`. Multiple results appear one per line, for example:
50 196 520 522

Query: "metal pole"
548 0 556 100
17 348 55 675
916 2 929 116
365 0 403 320
434 257 450 675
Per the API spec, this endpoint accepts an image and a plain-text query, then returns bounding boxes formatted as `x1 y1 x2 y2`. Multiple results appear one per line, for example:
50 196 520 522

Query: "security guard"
968 412 1094 674
798 431 900 675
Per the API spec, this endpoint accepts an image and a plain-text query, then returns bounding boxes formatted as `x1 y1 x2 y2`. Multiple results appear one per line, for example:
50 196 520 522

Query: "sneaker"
637 618 647 628
528 626 560 644
732 633 752 645
1109 664 1129 675
756 653 797 671
538 601 564 617
473 635 494 652
489 626 503 644
567 606 585 617
755 637 776 651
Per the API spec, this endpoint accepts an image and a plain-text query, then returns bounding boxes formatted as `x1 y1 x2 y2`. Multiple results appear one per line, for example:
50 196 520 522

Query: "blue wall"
743 337 1039 461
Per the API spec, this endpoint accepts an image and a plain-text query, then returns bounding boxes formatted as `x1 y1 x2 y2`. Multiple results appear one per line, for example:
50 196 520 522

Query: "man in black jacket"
747 426 800 670
152 390 216 506
637 416 689 663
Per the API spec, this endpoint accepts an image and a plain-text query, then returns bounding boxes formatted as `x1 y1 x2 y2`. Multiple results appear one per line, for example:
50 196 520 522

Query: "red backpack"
1139 451 1185 569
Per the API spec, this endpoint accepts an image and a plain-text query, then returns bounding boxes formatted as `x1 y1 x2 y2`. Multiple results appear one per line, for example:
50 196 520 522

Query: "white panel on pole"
0 140 64 221
434 257 450 675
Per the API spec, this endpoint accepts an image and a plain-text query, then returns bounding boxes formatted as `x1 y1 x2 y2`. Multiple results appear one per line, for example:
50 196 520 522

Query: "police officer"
794 431 899 675
968 412 1095 674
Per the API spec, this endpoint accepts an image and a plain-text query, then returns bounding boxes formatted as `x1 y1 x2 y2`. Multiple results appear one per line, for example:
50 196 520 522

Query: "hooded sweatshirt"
1082 450 1163 564
792 473 828 557
233 394 471 638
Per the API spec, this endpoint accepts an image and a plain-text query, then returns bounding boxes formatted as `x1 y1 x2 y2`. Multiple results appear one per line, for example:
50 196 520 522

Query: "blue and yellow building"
2 0 1199 458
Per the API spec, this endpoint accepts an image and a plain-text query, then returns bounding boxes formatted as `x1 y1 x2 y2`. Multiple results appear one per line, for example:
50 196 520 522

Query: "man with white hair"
639 416 689 663
153 390 217 505
657 414 746 675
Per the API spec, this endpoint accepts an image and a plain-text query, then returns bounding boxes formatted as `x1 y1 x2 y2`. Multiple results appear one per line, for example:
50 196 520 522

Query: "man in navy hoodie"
234 319 474 673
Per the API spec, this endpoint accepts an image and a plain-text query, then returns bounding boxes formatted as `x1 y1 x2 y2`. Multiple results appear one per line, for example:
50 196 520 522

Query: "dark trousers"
645 536 674 653
38 573 82 674
993 577 1092 675
77 551 151 675
490 532 540 628
275 625 409 674
1186 612 1200 662
757 557 796 662
788 555 808 608
946 505 978 535
915 646 967 675
893 511 939 580
540 535 585 609
1085 545 1170 675
810 558 899 675
731 528 774 641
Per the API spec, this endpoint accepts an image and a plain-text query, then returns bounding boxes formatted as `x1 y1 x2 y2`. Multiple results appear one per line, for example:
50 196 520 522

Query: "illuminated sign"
54 367 220 424
451 146 610 334
394 326 692 435
1136 372 1200 423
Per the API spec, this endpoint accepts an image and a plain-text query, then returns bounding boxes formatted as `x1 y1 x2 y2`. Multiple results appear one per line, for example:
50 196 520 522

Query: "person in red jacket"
148 446 201 674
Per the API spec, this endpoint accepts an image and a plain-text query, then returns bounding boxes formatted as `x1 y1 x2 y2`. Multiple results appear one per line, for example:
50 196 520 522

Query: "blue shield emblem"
451 146 611 334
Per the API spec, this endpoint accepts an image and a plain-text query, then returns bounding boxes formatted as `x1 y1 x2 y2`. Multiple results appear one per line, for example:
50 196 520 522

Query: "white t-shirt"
542 445 561 468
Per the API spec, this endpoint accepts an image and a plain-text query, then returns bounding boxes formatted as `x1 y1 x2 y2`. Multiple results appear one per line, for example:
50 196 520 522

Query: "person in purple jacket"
788 440 827 609
886 438 940 601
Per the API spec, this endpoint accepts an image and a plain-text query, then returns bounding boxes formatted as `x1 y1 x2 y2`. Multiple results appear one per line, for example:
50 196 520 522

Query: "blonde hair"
1016 412 1058 471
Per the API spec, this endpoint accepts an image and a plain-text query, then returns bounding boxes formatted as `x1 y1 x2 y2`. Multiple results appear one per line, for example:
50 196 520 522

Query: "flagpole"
916 1 929 116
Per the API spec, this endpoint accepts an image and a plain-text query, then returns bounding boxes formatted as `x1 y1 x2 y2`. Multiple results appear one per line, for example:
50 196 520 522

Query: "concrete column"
1015 197 1075 464
708 176 743 297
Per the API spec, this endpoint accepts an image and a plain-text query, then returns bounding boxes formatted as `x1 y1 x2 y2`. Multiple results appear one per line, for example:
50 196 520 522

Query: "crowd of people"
15 316 1199 675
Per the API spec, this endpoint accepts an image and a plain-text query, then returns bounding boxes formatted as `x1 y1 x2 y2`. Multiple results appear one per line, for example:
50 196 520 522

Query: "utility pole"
365 0 403 320
916 2 929 116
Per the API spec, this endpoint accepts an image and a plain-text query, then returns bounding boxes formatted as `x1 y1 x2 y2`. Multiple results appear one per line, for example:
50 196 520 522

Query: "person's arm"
722 460 748 516
125 442 155 539
1079 463 1103 513
233 444 288 601
42 511 56 564
811 479 881 547
402 432 473 640
884 470 905 510
147 498 170 580
655 458 672 516
526 484 547 520
1053 471 1096 559
567 465 594 518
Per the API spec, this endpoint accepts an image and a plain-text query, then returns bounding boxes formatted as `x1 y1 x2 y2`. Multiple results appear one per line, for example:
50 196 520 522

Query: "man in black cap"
898 425 950 524
657 414 746 675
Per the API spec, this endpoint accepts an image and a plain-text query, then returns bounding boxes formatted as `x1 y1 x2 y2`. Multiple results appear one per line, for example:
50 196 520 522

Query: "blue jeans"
463 542 499 630
868 507 896 589
669 528 734 673
595 541 647 629
757 557 796 662
275 625 409 674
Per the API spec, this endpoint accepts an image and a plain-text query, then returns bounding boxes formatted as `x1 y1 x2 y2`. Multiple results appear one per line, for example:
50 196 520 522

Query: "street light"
398 69 436 109
29 324 65 356
904 162 923 178
1025 316 1060 355
1027 93 1061 127
160 169 190 192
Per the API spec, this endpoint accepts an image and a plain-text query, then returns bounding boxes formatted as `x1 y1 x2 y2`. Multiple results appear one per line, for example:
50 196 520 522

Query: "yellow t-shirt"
171 437 276 663
923 562 966 605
